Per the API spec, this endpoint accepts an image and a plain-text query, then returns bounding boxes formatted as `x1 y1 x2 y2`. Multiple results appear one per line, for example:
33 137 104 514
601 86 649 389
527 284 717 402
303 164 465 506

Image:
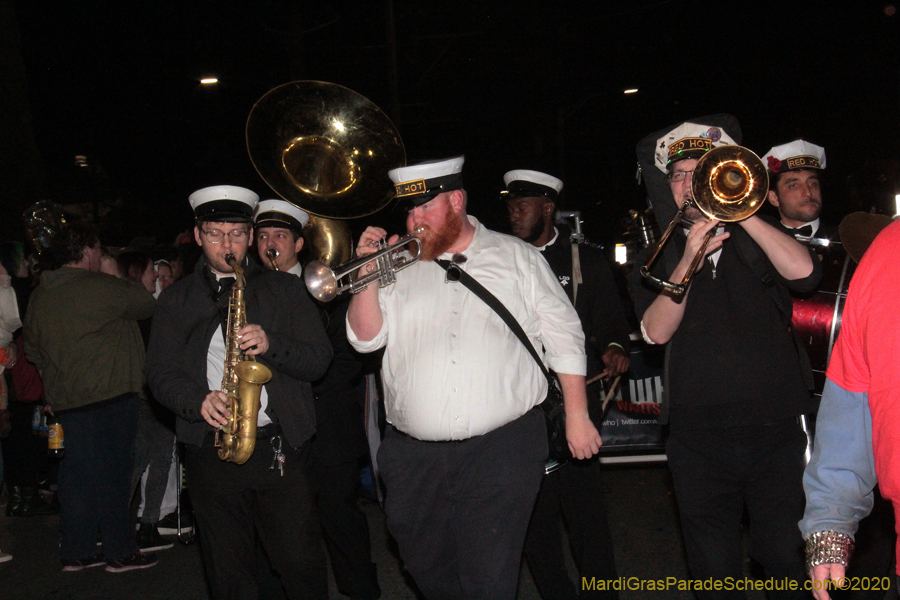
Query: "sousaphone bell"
246 80 405 221
640 145 769 296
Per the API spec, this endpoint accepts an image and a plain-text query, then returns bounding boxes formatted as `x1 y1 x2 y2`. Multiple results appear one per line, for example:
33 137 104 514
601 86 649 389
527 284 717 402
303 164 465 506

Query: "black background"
3 1 898 251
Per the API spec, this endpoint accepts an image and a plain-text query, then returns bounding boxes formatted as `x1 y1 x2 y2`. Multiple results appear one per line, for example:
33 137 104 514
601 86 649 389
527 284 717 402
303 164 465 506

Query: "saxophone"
215 254 273 464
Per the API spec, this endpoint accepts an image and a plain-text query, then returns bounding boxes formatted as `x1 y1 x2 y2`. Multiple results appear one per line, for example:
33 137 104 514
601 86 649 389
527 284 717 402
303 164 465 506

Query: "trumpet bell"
305 261 340 302
692 145 768 222
246 81 405 219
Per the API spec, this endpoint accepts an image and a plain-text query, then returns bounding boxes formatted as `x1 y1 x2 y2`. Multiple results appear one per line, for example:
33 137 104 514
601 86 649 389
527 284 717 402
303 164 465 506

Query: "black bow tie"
792 225 814 237
217 277 236 294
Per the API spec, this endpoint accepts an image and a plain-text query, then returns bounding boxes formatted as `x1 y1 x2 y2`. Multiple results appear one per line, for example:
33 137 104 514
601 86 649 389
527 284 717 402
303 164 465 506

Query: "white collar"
537 227 560 252
286 262 303 278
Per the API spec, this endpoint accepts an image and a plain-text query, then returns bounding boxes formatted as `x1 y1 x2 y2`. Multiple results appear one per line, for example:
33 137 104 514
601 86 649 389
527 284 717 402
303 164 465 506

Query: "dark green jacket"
24 267 155 411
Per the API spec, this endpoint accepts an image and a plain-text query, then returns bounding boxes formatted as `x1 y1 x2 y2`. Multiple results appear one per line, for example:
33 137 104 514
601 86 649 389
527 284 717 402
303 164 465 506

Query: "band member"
504 169 629 599
145 186 333 599
347 156 597 600
254 199 309 275
254 199 381 600
633 121 821 597
800 215 898 600
763 140 828 238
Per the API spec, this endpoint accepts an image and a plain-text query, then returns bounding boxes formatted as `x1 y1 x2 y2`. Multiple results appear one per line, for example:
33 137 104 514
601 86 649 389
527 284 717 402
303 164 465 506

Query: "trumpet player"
633 120 821 597
254 198 382 600
347 156 594 600
145 186 333 600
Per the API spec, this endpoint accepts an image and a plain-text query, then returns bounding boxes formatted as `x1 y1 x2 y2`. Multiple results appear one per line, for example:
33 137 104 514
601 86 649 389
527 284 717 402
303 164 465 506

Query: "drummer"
762 140 829 239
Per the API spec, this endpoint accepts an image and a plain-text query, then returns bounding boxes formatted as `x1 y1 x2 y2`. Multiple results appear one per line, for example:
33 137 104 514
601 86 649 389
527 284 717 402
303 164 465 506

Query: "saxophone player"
145 186 333 600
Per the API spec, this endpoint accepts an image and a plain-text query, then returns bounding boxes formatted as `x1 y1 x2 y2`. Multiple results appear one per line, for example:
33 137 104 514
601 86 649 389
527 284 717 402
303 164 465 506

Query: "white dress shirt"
347 216 585 441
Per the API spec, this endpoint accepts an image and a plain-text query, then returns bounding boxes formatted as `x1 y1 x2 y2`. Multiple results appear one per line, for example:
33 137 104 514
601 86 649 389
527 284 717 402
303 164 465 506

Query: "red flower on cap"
767 156 783 173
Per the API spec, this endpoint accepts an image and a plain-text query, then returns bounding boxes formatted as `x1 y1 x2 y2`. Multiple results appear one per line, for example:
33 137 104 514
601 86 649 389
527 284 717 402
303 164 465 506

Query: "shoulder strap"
434 259 551 381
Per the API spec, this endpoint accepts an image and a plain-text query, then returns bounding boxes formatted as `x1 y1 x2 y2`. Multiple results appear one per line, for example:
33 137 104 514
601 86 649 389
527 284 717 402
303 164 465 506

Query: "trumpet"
265 248 280 271
640 145 768 296
305 230 423 302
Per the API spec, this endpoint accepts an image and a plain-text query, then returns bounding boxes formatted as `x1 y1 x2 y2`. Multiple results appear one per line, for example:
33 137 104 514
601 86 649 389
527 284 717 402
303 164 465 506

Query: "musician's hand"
201 390 230 428
356 227 400 280
810 563 847 600
238 324 268 356
681 219 729 273
601 346 630 378
566 412 602 460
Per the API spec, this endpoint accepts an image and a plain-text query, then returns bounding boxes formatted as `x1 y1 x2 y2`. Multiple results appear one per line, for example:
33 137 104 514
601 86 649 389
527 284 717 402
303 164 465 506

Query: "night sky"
6 1 900 250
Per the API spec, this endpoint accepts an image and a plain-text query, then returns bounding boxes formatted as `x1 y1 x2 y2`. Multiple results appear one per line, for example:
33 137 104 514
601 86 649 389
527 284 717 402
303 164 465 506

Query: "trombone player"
633 121 821 596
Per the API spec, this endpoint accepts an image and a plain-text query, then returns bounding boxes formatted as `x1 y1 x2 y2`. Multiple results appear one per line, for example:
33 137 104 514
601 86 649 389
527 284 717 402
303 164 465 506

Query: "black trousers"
185 436 326 600
378 408 547 600
667 419 808 600
313 459 380 600
57 394 139 562
523 459 618 600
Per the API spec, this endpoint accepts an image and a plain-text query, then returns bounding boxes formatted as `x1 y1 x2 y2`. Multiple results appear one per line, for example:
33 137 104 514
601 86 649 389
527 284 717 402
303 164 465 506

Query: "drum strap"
730 227 816 391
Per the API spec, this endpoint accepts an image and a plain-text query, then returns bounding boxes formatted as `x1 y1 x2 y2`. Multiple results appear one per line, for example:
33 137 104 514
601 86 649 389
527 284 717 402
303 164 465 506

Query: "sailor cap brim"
389 156 465 209
501 169 563 202
253 199 310 232
190 185 259 223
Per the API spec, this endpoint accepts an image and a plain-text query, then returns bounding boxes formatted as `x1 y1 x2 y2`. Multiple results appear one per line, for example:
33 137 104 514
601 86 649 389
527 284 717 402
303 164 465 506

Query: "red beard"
414 202 463 261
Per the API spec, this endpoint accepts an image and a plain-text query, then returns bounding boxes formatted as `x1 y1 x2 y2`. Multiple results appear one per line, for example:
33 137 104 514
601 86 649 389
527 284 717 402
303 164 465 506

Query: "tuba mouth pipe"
304 229 423 302
639 145 769 297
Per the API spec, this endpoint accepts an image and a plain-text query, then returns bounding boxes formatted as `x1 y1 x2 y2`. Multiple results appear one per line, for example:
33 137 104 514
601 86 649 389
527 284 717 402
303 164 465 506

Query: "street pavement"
0 464 831 600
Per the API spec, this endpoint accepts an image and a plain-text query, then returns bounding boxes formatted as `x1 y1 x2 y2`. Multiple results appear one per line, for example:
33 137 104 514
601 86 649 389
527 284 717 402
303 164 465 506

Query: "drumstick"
600 376 622 413
586 369 610 386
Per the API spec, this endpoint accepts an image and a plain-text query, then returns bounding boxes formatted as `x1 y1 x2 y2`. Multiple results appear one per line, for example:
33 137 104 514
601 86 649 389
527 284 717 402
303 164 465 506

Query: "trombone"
304 230 423 302
640 145 768 296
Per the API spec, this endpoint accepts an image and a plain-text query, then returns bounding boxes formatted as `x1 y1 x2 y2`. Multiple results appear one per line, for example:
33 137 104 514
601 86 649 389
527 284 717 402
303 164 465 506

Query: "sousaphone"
246 81 406 267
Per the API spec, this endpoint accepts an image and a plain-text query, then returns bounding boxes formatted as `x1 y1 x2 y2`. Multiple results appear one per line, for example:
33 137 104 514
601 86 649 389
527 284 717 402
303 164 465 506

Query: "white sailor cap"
762 139 826 175
389 156 465 209
189 185 259 223
253 199 310 233
654 122 737 173
501 170 563 202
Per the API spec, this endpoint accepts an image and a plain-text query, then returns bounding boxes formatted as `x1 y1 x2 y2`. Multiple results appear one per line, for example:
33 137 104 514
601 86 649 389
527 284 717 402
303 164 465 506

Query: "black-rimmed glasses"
667 170 695 183
200 228 250 244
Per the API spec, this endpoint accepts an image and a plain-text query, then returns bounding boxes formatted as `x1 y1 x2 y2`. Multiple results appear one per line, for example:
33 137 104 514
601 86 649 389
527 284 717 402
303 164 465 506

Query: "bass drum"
791 238 855 397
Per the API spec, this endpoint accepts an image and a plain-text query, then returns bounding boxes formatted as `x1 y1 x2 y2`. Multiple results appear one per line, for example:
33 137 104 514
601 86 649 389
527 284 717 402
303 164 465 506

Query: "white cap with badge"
654 123 738 173
501 170 564 202
254 199 310 233
762 140 826 174
189 185 259 223
389 156 465 209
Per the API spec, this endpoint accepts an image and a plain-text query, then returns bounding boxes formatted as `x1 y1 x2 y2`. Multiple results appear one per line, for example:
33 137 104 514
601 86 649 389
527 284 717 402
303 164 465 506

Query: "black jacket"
145 256 333 448
311 298 368 467
540 228 631 380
